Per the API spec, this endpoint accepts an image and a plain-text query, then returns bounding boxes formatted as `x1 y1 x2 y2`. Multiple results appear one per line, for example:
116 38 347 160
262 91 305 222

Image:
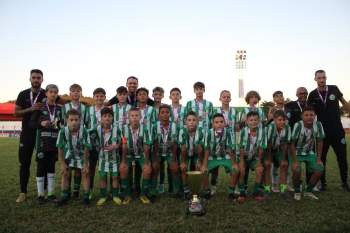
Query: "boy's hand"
41 120 51 128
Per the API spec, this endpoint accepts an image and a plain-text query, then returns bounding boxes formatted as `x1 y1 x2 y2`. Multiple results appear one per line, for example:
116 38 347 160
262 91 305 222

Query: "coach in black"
285 87 308 128
307 70 350 191
108 76 154 106
15 69 46 202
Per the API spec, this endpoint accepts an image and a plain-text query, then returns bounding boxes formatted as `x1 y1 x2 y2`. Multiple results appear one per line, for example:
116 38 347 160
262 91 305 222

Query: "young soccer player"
119 107 153 204
32 84 62 204
169 87 186 130
210 90 238 195
112 86 132 130
152 105 180 197
268 91 287 123
178 111 205 198
61 84 88 198
56 109 91 206
86 88 106 199
152 86 165 116
239 90 266 127
185 82 213 131
136 87 157 129
238 111 267 202
201 113 239 201
291 106 325 201
90 108 122 206
264 110 291 196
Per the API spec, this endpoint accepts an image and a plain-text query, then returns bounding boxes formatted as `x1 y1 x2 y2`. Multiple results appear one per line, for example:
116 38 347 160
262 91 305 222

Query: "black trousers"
36 152 56 177
321 134 348 185
18 130 36 193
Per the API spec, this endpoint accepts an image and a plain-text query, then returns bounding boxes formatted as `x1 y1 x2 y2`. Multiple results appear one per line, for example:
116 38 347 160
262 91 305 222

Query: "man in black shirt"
307 70 350 191
108 76 154 106
285 87 308 129
15 69 46 202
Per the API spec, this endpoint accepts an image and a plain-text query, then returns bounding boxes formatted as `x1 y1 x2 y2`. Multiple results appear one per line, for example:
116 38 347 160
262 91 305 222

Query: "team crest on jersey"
329 94 336 101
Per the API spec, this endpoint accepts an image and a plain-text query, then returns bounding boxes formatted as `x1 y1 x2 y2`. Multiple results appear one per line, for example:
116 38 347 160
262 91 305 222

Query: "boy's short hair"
245 90 261 104
302 106 315 114
273 91 283 98
212 113 225 121
153 86 164 94
70 84 82 92
101 107 114 117
66 109 81 119
127 76 138 82
193 82 205 89
93 87 106 96
30 69 43 76
246 111 260 119
45 84 59 92
116 86 128 95
220 90 230 96
158 104 170 113
129 107 140 115
273 110 286 119
170 87 181 94
186 111 197 119
315 69 325 76
136 87 149 96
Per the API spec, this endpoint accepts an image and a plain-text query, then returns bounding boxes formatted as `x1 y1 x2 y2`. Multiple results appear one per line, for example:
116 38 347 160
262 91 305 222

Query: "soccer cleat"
228 193 239 202
96 198 107 206
122 196 132 205
210 185 217 196
294 193 301 201
341 183 350 192
83 198 90 206
319 183 327 192
113 197 122 206
16 193 26 203
304 192 319 200
47 195 57 203
37 196 46 205
139 195 151 204
158 184 165 194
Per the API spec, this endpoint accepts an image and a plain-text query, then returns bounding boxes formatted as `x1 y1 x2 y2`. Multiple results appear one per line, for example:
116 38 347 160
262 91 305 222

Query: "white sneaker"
294 193 301 201
313 186 320 192
210 185 217 196
287 184 295 192
304 192 319 200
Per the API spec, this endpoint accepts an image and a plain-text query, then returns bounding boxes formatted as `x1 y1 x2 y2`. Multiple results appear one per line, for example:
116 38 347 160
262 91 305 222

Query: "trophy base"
187 197 206 216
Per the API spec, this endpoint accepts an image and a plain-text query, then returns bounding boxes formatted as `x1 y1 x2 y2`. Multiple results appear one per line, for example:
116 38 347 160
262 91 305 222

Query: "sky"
1 0 350 106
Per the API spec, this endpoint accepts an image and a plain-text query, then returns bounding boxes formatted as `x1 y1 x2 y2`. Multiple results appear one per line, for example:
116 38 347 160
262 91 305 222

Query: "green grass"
0 137 350 233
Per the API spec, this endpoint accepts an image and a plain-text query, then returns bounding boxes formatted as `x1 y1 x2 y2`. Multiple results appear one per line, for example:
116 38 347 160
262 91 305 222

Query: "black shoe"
37 196 46 205
47 195 57 203
83 197 90 206
56 198 68 207
342 183 350 192
228 193 239 201
73 191 80 198
319 183 327 191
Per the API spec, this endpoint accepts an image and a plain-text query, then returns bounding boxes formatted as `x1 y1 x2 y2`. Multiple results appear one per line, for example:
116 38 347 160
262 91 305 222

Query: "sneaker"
113 197 122 206
228 193 239 202
47 195 57 203
158 184 165 194
287 184 295 192
83 197 90 206
319 183 327 191
16 193 26 203
312 186 320 192
140 195 151 204
96 198 107 206
210 185 217 196
341 183 350 192
37 196 46 205
294 193 301 201
304 192 319 200
122 196 132 205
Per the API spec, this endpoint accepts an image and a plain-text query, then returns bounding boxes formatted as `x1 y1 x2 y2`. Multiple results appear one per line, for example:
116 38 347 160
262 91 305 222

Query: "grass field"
1 138 350 233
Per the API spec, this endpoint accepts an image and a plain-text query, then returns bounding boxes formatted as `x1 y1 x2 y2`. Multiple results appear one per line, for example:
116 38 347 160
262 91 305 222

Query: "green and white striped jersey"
56 126 91 168
178 126 205 157
185 99 213 130
213 107 237 129
61 102 88 127
170 104 186 130
204 128 236 160
238 107 266 126
153 121 177 158
291 120 325 156
112 103 132 129
86 105 103 131
122 124 152 160
138 105 157 130
267 122 291 150
240 126 267 160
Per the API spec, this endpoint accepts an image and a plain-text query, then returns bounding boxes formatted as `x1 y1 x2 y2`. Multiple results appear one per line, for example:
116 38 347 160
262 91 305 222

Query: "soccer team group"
24 73 329 207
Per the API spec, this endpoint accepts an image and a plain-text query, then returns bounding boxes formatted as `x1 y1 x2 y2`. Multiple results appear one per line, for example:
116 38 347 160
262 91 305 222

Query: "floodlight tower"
235 50 246 103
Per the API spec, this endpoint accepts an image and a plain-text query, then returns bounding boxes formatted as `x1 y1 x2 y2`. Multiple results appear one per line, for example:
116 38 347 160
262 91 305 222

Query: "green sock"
172 175 181 194
73 176 81 192
253 182 260 194
280 184 287 193
120 179 130 198
100 188 107 198
264 185 271 193
239 184 245 195
141 178 150 196
228 186 235 195
112 188 119 198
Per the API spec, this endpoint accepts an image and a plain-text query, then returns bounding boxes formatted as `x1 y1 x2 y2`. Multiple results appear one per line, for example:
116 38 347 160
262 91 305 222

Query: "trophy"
186 171 206 216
